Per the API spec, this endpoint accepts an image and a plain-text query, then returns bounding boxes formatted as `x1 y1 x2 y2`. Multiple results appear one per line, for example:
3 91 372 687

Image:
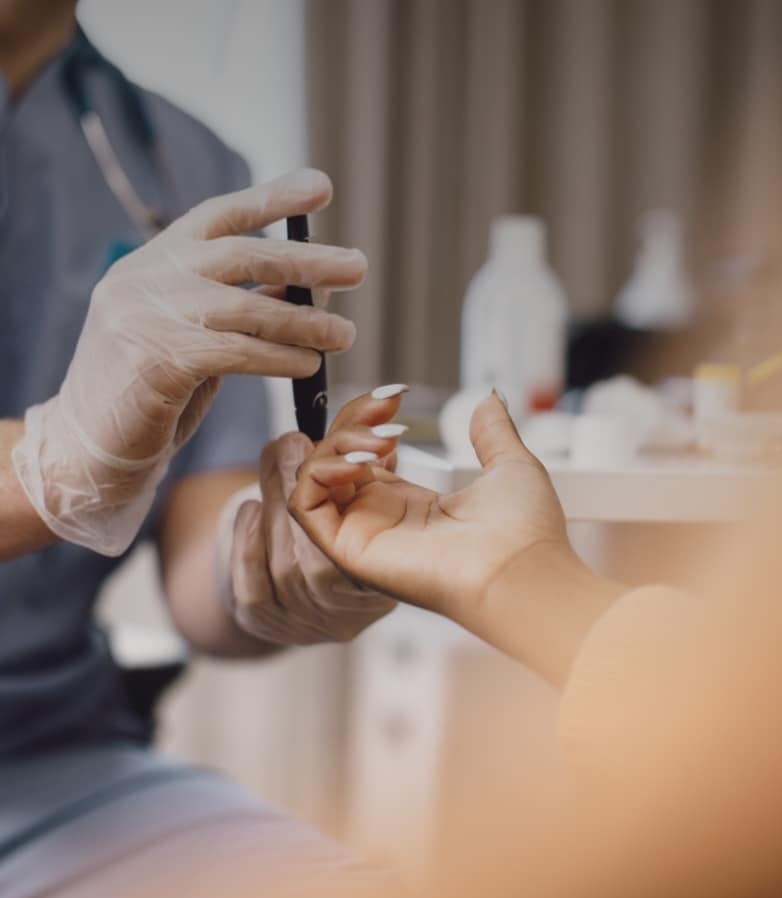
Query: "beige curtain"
306 0 782 390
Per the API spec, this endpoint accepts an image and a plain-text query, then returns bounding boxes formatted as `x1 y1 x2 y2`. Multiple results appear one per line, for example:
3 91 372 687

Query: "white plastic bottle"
460 216 568 418
615 209 695 330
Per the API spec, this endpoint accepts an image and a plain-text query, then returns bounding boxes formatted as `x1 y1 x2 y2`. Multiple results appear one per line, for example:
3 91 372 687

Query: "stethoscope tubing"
62 36 171 240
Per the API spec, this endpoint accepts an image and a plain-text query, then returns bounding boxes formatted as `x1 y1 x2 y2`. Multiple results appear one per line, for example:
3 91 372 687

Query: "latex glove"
289 389 570 624
218 390 411 644
13 169 366 556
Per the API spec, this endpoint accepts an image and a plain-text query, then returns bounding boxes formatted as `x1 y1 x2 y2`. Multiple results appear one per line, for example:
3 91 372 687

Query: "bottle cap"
490 215 545 261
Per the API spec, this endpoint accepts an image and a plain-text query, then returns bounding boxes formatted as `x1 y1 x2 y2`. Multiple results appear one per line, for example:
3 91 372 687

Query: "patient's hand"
289 390 570 625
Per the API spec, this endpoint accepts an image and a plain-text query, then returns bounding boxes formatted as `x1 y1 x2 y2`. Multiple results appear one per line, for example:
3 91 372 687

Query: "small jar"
693 363 742 451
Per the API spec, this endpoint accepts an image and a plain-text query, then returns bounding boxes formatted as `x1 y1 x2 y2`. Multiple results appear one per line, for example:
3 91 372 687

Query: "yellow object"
694 363 741 383
746 351 782 387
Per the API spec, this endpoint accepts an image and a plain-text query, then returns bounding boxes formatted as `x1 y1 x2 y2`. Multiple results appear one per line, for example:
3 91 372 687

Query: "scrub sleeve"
0 745 402 898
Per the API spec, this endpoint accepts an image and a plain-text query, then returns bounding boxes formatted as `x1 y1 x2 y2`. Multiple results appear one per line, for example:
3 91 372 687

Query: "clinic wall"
306 0 782 390
78 0 308 188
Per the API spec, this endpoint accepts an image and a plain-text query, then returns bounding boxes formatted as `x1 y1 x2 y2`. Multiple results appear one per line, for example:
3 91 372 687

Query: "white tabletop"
397 445 781 523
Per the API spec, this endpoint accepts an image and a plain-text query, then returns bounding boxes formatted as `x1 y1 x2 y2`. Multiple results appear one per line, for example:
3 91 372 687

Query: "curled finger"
311 422 407 463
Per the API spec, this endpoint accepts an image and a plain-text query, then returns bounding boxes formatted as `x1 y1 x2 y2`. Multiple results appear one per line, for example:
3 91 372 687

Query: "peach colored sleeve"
556 581 782 896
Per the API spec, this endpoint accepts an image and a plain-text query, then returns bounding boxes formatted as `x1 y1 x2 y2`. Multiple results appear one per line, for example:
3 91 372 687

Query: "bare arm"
436 571 782 898
470 540 624 686
158 467 282 658
0 419 57 560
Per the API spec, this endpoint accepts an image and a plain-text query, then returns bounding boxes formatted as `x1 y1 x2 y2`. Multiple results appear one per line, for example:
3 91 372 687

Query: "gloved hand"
217 395 406 644
12 169 366 557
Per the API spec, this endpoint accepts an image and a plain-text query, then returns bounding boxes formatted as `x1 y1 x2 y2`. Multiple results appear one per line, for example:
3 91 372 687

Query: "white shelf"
397 444 780 523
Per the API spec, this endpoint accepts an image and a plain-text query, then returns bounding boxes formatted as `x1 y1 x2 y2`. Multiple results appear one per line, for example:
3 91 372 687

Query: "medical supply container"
460 216 567 419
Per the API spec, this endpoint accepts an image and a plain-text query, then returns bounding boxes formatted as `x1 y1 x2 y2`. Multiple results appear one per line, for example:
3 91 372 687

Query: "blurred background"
78 0 782 880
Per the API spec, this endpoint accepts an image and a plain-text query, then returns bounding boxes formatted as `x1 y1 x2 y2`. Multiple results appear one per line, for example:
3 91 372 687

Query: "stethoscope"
61 30 175 240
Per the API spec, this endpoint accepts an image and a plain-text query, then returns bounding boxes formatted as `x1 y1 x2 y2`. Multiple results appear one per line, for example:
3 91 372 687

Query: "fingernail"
371 423 408 439
492 387 509 410
344 451 379 464
371 383 410 401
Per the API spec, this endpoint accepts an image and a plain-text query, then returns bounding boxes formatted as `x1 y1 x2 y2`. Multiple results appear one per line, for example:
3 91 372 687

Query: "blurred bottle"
460 216 568 418
615 210 695 331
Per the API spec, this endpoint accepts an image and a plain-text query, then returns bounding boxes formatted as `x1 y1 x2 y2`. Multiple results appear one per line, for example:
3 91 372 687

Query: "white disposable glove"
12 169 366 556
217 432 396 645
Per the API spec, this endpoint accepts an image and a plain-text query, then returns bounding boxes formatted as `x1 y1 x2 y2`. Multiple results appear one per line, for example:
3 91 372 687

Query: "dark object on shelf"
566 318 721 389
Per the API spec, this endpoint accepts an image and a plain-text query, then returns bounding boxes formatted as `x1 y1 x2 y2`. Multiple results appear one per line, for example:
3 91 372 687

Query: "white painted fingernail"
344 451 379 464
371 383 410 400
371 423 408 439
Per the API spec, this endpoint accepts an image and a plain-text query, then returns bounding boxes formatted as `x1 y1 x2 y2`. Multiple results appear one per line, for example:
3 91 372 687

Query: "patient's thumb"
469 390 536 471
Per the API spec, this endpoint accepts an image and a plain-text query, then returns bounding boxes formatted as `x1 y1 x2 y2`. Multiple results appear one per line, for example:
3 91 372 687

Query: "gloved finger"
230 499 269 610
172 168 333 240
259 439 319 605
204 290 356 353
189 236 368 290
190 333 322 379
327 384 410 434
252 284 287 300
265 430 361 510
312 287 332 308
260 432 312 495
263 433 316 503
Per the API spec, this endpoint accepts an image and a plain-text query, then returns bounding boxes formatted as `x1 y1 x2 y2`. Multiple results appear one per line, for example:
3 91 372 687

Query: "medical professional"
291 389 782 897
0 2 400 895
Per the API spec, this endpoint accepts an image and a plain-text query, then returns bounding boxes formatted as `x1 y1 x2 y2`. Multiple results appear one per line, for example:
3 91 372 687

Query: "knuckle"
312 310 341 349
189 195 218 224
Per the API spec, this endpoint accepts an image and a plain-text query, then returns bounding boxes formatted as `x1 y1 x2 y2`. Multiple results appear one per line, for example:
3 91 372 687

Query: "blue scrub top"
0 28 271 756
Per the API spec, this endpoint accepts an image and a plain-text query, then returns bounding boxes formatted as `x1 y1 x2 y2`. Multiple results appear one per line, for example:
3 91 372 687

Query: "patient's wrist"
468 541 625 686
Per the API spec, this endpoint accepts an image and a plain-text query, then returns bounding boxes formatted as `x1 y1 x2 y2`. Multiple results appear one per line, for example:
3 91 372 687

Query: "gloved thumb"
260 431 314 501
469 390 537 471
230 498 268 610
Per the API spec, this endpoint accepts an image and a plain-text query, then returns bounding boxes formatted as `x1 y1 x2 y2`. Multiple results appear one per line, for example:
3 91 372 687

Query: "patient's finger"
289 454 373 552
327 384 410 433
311 423 406 463
383 449 398 473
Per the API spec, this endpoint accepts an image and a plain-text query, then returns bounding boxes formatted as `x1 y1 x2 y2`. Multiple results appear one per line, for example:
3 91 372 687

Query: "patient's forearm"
470 542 625 687
0 419 57 560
